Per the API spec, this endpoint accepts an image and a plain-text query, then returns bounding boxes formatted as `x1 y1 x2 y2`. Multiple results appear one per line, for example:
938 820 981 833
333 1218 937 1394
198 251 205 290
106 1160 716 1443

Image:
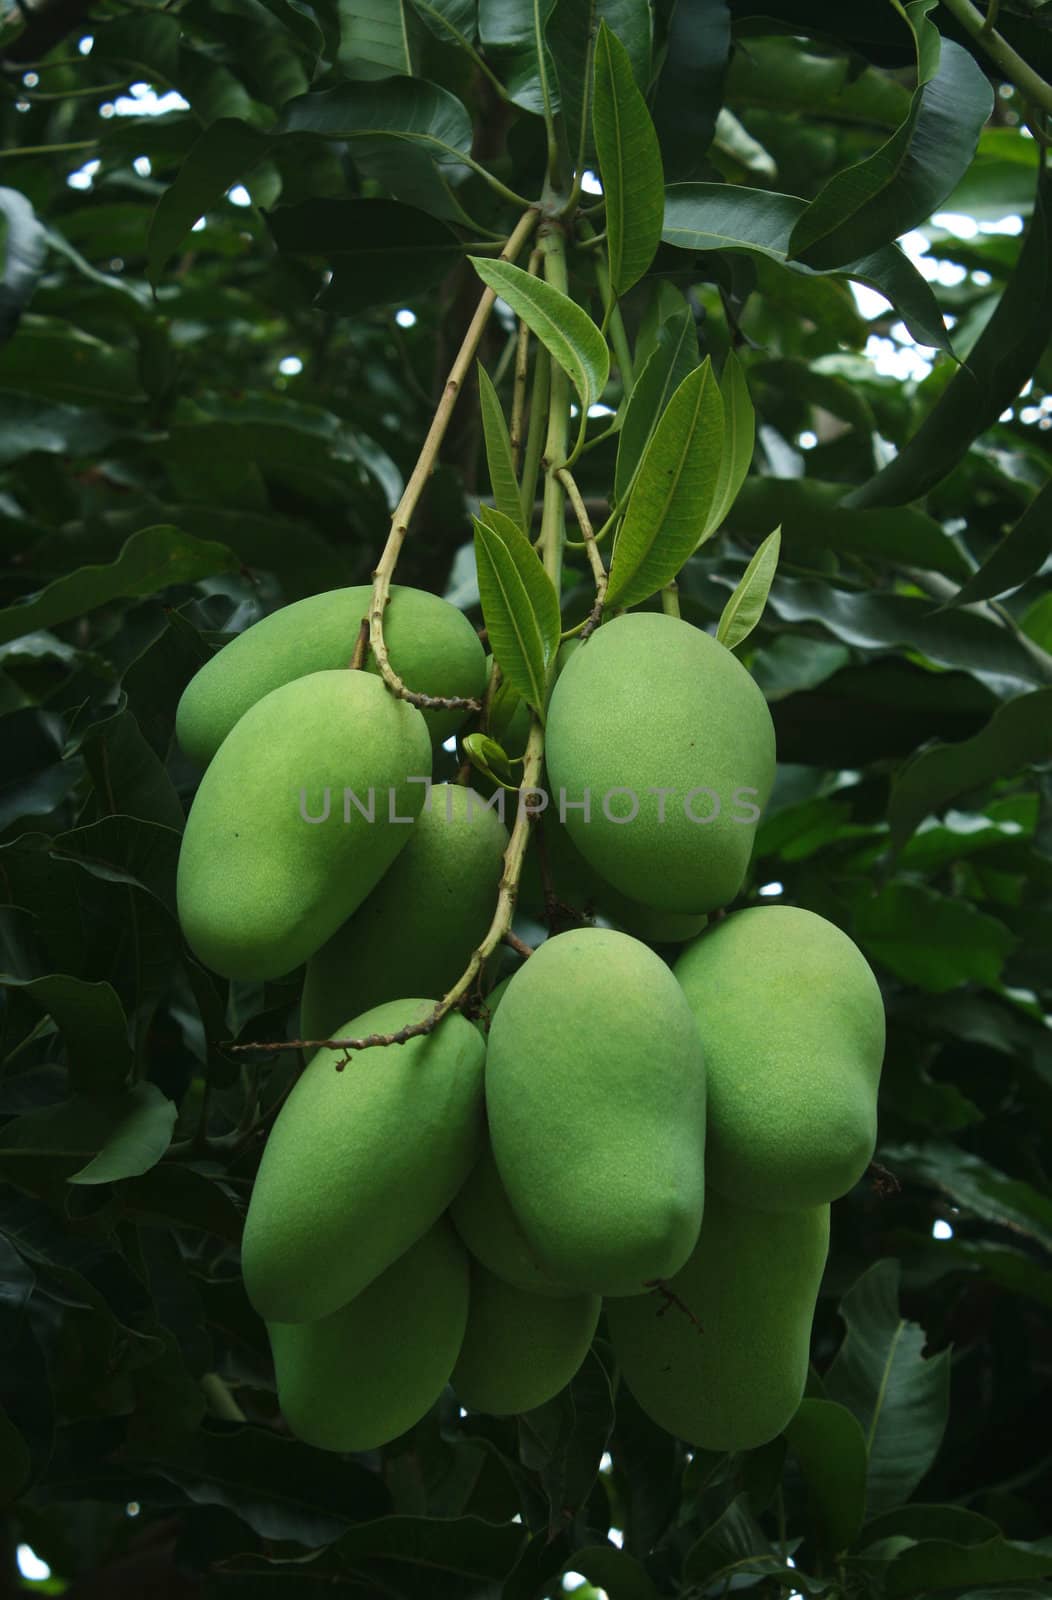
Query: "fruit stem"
662 581 681 619
364 206 540 710
557 465 606 640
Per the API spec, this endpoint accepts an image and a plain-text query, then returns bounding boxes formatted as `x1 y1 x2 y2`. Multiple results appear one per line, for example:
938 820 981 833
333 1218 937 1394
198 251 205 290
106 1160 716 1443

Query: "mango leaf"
708 348 755 532
462 732 522 790
0 1083 177 1190
562 1544 658 1599
787 0 993 270
606 360 724 609
885 1536 1052 1598
662 182 952 353
268 198 463 314
478 0 559 118
716 526 781 650
881 1143 1052 1254
889 687 1052 849
468 257 610 412
147 118 272 282
614 305 698 502
847 170 1052 509
477 363 526 532
592 20 664 296
0 187 46 344
854 883 1015 992
946 478 1052 608
785 1398 868 1554
0 527 239 648
341 0 415 75
409 0 478 49
651 0 731 181
683 1493 787 1588
824 1259 951 1517
473 508 560 716
0 974 132 1096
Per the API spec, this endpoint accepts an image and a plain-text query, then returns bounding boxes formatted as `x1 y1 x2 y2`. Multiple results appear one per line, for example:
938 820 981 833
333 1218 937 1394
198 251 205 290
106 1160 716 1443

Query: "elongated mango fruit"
176 583 486 765
607 1188 830 1451
242 1000 484 1324
450 1144 579 1299
269 1219 469 1452
485 927 706 1296
674 906 885 1209
176 670 431 980
301 782 507 1042
452 1261 600 1415
545 613 776 913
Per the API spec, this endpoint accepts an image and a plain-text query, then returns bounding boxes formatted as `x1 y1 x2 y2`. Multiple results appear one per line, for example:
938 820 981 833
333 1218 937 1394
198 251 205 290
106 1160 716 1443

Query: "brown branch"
503 930 534 958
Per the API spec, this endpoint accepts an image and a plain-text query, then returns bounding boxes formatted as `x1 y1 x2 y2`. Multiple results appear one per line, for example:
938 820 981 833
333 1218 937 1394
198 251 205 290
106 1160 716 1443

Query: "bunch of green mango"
173 591 885 1455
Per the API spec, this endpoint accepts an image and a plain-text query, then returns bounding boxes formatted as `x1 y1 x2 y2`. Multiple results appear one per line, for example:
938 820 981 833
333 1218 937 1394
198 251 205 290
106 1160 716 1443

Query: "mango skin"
607 1189 830 1451
545 613 776 913
176 670 431 981
452 1261 600 1415
176 583 486 766
674 906 885 1210
269 1219 469 1452
242 1000 485 1324
301 783 508 1042
485 927 707 1297
451 1144 580 1299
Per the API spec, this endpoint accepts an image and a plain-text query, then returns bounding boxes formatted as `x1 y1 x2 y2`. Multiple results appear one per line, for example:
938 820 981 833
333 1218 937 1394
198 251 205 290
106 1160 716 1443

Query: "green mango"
242 1000 485 1323
607 1188 830 1451
269 1219 469 1452
176 583 487 766
674 906 885 1209
176 670 430 980
485 927 707 1296
301 782 508 1042
452 1260 600 1415
451 1144 579 1298
545 613 776 913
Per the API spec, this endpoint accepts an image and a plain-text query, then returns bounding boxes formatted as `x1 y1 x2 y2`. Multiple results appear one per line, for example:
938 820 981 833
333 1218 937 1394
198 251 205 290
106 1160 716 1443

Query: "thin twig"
939 0 1052 116
557 465 607 641
510 245 545 471
503 930 535 959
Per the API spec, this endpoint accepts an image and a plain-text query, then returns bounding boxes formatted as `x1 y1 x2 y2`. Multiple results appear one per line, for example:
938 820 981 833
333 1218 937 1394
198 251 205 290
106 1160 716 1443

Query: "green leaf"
847 169 1052 509
825 1260 951 1518
725 35 912 130
786 1398 868 1554
341 0 416 76
333 1514 528 1580
477 363 527 532
148 118 272 283
592 20 664 296
787 1 993 270
651 0 731 181
0 1405 30 1503
854 883 1015 992
662 182 953 353
268 198 464 314
0 1084 176 1190
716 526 781 650
889 688 1052 849
683 1493 787 1588
0 975 132 1096
473 508 560 716
726 477 970 580
68 1081 178 1185
946 478 1052 608
614 305 699 502
881 1143 1052 1254
409 0 478 50
885 1536 1052 1598
708 348 756 532
462 732 522 790
478 0 560 118
277 75 474 178
0 187 46 345
606 360 724 609
562 1544 658 1599
468 257 610 412
0 527 239 648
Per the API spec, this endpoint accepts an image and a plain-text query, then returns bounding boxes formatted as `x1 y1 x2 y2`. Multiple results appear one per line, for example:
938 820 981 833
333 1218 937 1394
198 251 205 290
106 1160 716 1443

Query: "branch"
939 0 1052 116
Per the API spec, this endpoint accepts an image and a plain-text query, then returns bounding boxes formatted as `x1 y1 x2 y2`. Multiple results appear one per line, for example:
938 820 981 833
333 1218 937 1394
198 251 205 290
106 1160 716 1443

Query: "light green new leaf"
606 359 724 609
462 732 521 790
468 257 609 411
477 364 526 532
473 506 560 716
706 348 755 538
716 527 781 651
614 305 698 502
592 20 664 297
